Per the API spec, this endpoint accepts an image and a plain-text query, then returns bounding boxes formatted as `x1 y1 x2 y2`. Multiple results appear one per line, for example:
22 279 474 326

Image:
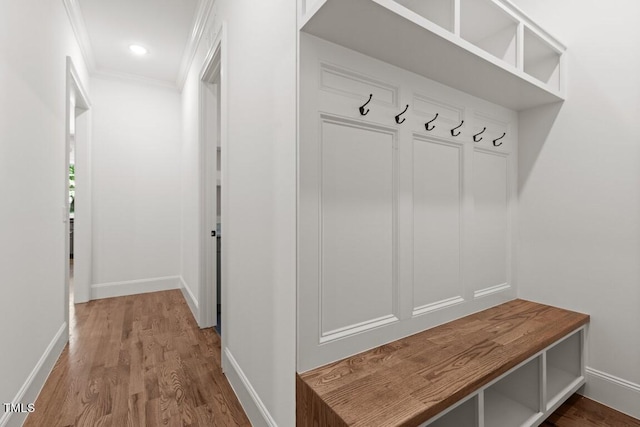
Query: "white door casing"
64 57 91 334
199 41 221 329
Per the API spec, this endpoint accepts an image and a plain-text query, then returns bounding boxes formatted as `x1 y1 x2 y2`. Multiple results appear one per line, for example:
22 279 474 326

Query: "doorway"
199 28 226 343
64 57 90 336
69 137 75 306
201 73 220 331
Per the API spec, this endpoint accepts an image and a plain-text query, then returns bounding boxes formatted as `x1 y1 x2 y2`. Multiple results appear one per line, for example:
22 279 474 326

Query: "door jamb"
64 57 90 338
198 23 228 354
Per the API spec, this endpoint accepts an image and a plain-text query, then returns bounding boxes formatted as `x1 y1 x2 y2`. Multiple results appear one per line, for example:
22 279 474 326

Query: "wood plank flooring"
24 291 639 426
25 290 250 427
543 394 640 427
297 299 590 427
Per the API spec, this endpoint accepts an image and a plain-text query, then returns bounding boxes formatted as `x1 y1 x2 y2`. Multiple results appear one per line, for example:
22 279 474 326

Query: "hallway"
24 291 249 426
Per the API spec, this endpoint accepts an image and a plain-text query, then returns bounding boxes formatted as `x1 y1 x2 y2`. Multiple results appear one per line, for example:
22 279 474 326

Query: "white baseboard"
1 323 68 427
583 367 640 419
223 348 277 427
179 276 199 321
91 275 181 300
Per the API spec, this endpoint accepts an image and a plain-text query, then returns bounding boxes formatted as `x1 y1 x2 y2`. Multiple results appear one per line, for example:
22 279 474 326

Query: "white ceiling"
77 0 200 85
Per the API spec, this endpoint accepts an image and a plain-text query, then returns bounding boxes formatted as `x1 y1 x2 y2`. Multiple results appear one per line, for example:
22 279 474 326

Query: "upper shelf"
300 0 565 111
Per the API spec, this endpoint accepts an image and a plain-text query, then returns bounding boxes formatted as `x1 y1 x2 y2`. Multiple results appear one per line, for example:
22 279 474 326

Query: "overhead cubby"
393 0 454 32
460 0 518 67
484 357 542 427
299 0 567 110
546 329 584 409
524 26 562 91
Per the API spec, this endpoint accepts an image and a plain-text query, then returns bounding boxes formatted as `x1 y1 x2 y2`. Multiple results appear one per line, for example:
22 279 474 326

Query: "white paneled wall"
412 137 462 313
298 34 518 371
320 118 398 338
472 149 510 297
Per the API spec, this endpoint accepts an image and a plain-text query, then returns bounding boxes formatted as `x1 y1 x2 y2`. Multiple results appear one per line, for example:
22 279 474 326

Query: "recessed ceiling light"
129 44 148 55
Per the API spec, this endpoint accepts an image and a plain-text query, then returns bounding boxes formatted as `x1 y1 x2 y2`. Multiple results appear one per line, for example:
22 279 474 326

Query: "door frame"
64 57 90 336
198 23 228 339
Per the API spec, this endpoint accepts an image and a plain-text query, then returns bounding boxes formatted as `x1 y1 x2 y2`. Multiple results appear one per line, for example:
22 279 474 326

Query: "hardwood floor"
543 394 640 427
25 290 249 427
25 290 639 426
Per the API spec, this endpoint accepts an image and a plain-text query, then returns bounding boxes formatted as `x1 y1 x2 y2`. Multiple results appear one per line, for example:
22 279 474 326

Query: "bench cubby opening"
423 395 477 427
546 328 584 409
484 356 542 427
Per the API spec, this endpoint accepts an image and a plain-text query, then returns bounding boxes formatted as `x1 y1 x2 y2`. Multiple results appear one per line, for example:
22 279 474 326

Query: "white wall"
0 1 89 426
180 0 297 425
180 58 201 312
90 76 181 298
514 0 640 418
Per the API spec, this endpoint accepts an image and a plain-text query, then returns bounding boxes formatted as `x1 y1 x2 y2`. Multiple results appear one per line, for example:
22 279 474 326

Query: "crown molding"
92 68 179 91
176 0 214 90
62 0 96 71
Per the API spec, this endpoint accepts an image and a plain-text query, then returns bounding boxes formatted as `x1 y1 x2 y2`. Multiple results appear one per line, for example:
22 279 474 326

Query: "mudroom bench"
297 299 589 426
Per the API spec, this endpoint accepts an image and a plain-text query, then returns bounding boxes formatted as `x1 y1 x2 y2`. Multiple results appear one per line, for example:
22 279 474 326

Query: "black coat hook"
425 113 438 131
493 132 506 147
473 127 487 142
395 104 409 124
359 94 372 116
451 120 464 137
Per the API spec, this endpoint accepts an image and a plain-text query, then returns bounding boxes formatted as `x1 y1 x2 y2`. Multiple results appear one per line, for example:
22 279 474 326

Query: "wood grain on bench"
297 299 589 427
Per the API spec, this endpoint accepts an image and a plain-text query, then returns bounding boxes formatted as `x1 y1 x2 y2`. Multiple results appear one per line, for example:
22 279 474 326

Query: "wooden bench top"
296 299 589 427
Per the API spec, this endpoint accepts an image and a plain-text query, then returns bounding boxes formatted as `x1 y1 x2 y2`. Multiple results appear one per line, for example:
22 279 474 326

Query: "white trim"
92 69 179 91
91 275 181 300
586 368 640 394
412 296 465 317
65 57 91 345
584 367 640 419
62 0 95 71
223 348 278 427
319 62 400 108
217 23 229 366
474 283 511 299
198 30 223 329
67 59 91 109
453 0 461 36
198 23 227 331
177 0 215 89
0 323 68 427
179 276 199 321
320 315 399 344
